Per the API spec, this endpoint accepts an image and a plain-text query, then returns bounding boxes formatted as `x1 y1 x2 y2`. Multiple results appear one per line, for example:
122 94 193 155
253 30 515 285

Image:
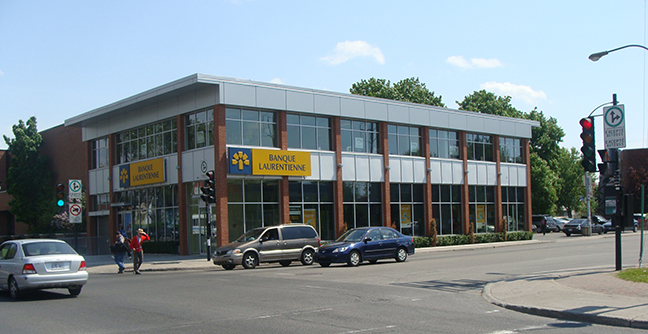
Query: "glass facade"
429 129 459 159
466 133 493 161
341 119 380 153
114 185 180 242
390 183 425 236
91 137 109 169
288 181 335 240
343 182 382 230
116 118 177 164
502 187 526 231
287 114 331 151
388 125 421 156
227 179 280 242
500 137 523 163
468 185 496 233
186 109 214 150
225 108 277 147
432 185 462 235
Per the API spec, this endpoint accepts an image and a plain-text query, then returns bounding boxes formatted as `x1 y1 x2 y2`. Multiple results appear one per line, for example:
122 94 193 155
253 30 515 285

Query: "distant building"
64 74 539 255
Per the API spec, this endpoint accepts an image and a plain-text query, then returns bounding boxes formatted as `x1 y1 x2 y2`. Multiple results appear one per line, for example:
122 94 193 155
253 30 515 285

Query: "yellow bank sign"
251 149 311 176
120 158 166 187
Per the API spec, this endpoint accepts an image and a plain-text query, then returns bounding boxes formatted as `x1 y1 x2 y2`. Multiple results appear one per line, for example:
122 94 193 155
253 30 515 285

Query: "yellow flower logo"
232 151 250 170
120 168 129 184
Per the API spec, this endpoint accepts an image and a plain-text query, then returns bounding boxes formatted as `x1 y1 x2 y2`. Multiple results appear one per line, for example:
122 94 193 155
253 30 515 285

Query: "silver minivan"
212 224 320 270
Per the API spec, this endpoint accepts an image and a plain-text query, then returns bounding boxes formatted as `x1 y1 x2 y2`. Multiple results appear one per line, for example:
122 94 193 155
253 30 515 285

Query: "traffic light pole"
206 204 212 261
611 95 622 271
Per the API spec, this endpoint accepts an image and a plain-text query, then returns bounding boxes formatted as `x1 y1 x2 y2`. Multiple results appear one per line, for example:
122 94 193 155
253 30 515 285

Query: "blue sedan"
315 227 415 267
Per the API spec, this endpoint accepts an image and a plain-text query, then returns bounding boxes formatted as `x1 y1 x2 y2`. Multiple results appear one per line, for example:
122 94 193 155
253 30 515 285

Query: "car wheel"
396 247 408 262
319 262 331 267
279 260 291 267
242 252 258 269
347 251 361 267
8 277 20 300
300 249 315 265
222 264 236 270
68 286 82 297
634 226 638 233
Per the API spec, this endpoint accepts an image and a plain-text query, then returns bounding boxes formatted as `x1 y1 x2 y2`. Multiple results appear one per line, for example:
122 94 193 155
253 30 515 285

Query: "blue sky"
1 1 648 153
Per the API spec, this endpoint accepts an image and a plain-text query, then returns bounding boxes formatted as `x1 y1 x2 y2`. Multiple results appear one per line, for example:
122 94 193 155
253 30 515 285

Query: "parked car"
553 217 571 231
0 239 88 299
212 224 320 270
603 218 639 233
315 227 415 267
562 218 604 236
532 215 559 232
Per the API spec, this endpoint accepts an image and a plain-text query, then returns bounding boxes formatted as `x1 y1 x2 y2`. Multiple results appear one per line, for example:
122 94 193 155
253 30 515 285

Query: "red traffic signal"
579 117 596 173
579 117 593 130
200 170 216 203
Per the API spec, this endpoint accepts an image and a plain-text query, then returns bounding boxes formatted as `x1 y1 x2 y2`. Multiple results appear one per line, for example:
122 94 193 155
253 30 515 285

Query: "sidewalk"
86 238 648 329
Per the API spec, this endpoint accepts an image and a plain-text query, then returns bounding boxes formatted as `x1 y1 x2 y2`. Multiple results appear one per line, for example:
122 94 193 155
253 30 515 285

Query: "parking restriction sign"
603 105 626 149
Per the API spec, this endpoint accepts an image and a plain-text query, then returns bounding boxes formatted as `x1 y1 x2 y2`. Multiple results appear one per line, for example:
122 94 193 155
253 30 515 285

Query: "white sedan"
0 239 88 299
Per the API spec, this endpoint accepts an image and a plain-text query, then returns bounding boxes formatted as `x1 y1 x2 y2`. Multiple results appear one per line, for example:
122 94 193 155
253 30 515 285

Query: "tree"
530 152 559 214
456 90 523 118
3 117 55 233
555 147 586 217
350 77 445 107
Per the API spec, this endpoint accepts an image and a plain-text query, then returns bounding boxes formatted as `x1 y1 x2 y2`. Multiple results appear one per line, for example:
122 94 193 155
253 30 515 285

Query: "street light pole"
589 44 648 62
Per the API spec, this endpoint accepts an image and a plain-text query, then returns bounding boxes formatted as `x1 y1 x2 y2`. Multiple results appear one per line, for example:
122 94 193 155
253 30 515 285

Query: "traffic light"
56 183 65 207
580 117 596 173
200 170 215 203
597 149 618 178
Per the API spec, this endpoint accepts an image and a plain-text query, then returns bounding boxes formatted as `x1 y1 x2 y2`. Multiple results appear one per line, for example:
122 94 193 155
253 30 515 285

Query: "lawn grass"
617 268 648 283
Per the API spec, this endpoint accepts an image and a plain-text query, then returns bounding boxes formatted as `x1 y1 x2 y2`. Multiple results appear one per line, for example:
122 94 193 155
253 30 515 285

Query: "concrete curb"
482 278 648 329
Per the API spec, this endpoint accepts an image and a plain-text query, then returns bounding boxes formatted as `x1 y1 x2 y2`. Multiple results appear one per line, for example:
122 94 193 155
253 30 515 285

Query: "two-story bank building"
64 74 539 255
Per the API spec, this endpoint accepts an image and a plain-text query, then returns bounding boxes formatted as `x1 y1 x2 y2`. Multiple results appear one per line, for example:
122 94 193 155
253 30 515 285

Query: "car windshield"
22 242 77 257
336 229 367 243
234 228 265 243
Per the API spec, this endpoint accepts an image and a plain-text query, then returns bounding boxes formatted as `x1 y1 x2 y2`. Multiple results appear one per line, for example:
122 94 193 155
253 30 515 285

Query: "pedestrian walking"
541 217 547 236
110 232 130 274
129 228 150 275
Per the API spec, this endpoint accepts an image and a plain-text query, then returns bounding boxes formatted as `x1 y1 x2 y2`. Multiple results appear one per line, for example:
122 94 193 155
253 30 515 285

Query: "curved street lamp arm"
589 44 648 61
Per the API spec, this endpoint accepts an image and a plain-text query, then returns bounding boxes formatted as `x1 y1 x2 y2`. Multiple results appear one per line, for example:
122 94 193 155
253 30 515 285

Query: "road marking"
484 325 548 333
485 309 500 314
337 325 397 333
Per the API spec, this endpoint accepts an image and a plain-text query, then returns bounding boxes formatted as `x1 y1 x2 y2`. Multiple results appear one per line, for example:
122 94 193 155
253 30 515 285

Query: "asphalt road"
1 231 646 333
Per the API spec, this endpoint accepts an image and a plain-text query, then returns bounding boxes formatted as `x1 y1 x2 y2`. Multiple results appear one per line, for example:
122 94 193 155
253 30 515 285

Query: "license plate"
46 261 70 271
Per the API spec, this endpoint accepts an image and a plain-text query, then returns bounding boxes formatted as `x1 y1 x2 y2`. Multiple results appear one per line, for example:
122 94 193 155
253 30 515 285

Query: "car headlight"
227 249 241 255
333 246 349 253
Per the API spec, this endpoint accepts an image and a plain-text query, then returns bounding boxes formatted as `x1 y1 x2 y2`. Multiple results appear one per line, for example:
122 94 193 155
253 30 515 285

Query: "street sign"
603 105 626 149
69 203 82 223
68 179 82 199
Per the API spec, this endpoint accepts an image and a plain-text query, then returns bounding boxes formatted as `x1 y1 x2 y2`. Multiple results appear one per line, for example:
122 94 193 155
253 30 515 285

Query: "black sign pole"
206 204 212 261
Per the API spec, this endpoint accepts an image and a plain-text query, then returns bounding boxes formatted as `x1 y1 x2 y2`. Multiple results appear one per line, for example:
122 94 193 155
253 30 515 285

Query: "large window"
116 118 177 164
390 184 425 236
227 179 280 242
500 137 523 163
503 187 526 232
343 182 382 229
92 137 109 169
226 108 277 147
432 185 462 235
115 185 179 242
468 186 495 233
466 133 493 161
186 109 214 150
429 129 459 159
388 125 421 156
289 181 335 240
341 120 380 153
287 114 331 150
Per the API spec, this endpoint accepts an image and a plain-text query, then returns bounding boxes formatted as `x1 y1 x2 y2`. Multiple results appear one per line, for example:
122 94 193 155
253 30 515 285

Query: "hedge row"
413 231 534 248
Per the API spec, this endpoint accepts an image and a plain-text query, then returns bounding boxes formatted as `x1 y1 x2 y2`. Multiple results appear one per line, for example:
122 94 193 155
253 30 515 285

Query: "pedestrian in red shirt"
130 228 150 274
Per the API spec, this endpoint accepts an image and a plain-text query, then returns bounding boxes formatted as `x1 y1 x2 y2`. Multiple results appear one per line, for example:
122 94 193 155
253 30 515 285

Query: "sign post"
603 105 626 149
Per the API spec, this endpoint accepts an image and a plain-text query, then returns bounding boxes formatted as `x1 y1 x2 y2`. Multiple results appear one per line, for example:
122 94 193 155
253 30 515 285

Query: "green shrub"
414 231 533 249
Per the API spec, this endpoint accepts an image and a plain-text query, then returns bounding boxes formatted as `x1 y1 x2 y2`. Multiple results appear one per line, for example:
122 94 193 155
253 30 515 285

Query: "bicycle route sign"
603 105 626 149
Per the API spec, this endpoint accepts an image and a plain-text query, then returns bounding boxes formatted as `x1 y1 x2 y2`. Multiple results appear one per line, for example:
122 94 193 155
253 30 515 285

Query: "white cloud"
480 82 547 104
269 78 283 84
446 56 503 69
320 40 385 65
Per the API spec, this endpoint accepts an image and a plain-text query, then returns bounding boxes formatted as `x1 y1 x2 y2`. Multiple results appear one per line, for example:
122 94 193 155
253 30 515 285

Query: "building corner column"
381 122 391 228
422 127 434 238
332 117 344 237
494 137 503 233
460 131 470 235
524 138 532 231
214 105 229 246
278 111 289 224
176 115 189 255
